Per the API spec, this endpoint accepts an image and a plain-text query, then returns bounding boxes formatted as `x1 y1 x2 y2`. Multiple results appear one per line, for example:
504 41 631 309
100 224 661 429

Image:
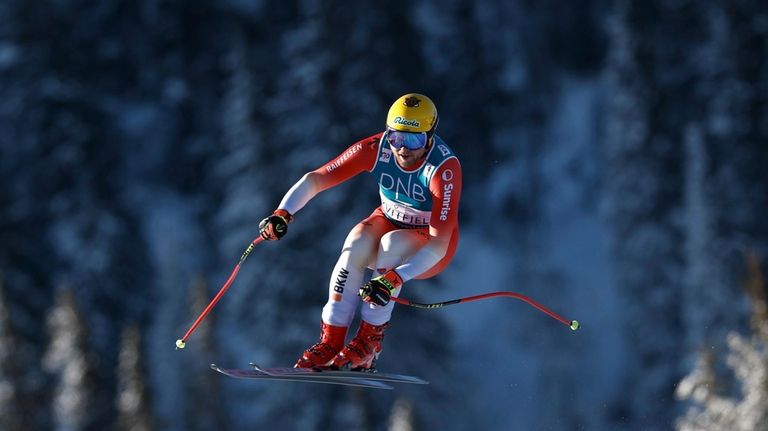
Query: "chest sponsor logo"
379 172 427 202
381 201 430 226
438 145 451 157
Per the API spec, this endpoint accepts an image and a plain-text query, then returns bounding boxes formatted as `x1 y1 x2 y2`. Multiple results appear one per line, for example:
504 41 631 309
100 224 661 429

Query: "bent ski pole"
391 291 580 331
175 236 265 349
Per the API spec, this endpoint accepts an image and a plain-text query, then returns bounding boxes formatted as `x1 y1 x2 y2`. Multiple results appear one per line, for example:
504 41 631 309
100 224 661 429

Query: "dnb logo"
379 172 427 202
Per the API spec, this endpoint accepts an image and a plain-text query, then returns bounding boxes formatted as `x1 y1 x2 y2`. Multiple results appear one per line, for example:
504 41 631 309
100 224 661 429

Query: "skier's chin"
397 154 417 168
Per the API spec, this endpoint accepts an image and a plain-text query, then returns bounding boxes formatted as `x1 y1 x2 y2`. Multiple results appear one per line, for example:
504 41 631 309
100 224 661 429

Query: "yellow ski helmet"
386 93 439 134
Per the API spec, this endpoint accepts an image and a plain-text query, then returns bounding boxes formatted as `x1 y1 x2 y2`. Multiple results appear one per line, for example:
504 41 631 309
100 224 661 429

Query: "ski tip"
570 320 580 331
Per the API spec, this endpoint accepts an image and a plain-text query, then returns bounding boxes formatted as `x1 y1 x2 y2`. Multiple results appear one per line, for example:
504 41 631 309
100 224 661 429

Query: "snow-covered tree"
0 277 25 430
676 253 768 431
183 276 228 431
674 1 768 426
0 3 157 429
602 1 690 428
43 287 98 431
116 325 153 431
388 397 419 431
682 124 724 349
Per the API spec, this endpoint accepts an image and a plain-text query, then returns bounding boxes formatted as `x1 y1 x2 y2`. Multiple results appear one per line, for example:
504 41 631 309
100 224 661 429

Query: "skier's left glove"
359 270 403 306
259 209 292 241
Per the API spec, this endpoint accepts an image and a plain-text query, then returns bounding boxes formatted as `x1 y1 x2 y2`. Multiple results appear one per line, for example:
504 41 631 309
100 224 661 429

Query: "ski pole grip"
240 236 265 262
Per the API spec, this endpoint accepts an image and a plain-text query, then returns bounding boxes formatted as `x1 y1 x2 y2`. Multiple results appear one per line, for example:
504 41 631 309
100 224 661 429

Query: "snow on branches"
675 253 768 431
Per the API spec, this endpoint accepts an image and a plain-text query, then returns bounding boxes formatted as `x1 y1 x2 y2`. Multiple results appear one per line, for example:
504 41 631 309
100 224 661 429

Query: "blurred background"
1 0 767 430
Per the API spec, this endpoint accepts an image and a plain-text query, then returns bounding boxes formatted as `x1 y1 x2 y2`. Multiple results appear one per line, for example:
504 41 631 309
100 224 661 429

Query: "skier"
258 93 462 370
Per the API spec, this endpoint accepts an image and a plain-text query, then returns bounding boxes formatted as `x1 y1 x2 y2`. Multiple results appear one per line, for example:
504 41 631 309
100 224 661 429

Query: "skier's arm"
277 134 381 215
394 157 462 281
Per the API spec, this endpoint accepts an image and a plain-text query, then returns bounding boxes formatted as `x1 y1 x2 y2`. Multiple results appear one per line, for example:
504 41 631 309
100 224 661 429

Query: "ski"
250 362 429 385
210 364 393 390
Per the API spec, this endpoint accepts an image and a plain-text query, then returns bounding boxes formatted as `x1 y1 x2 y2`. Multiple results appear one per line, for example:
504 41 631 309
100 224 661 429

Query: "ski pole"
175 236 265 349
391 291 580 331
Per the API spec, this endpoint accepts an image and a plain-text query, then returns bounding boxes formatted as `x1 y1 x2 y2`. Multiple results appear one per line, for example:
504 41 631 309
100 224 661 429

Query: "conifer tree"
388 398 419 431
676 253 768 431
602 1 697 427
43 287 98 431
116 325 153 431
0 277 24 430
183 276 228 431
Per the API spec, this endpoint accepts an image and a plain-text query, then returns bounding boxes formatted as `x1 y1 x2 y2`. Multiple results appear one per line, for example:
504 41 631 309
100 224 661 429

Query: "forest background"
1 0 767 430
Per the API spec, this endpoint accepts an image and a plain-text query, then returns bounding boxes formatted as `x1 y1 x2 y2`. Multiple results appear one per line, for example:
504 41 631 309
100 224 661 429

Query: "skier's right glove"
259 209 292 241
359 270 403 306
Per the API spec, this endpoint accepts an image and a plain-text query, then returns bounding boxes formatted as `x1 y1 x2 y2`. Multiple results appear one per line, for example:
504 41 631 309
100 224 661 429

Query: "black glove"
259 209 292 240
359 270 403 306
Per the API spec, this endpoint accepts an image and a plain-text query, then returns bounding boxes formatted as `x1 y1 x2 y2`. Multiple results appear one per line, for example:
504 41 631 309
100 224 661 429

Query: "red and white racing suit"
277 132 462 326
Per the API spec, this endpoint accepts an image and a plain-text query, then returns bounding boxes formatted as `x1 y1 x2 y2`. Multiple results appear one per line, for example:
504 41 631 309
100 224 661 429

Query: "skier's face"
385 129 430 168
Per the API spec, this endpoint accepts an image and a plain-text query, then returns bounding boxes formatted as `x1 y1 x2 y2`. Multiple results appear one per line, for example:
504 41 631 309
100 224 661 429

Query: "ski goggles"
384 128 429 150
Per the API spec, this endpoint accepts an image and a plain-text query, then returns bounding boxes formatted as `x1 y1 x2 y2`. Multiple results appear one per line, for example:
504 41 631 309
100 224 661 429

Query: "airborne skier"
258 93 462 370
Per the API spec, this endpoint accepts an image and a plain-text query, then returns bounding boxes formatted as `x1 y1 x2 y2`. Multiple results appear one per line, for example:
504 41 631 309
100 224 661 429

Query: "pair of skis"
187 238 579 391
211 363 429 390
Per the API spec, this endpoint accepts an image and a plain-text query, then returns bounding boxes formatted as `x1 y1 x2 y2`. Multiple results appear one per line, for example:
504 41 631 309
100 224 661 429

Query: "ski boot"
332 321 388 371
294 322 348 368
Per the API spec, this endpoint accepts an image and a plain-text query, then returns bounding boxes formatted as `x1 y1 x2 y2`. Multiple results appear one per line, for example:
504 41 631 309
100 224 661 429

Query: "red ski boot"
294 322 348 368
332 321 388 370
